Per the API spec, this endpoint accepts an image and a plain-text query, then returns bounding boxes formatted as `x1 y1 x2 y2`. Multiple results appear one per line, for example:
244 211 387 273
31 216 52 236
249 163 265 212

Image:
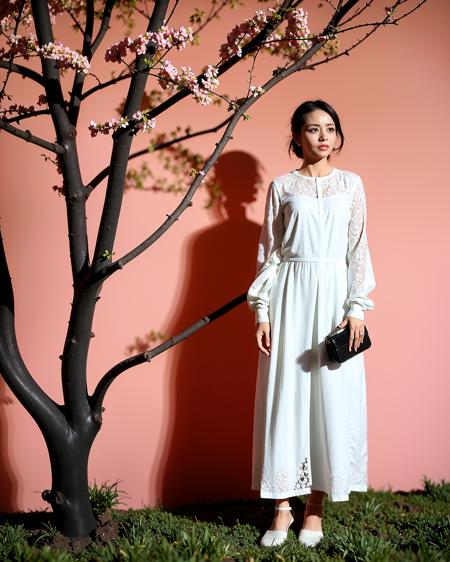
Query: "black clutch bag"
325 324 371 363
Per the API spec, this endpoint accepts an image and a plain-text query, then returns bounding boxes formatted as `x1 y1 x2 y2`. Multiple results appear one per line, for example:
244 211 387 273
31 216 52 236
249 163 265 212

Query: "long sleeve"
247 180 284 324
345 175 376 321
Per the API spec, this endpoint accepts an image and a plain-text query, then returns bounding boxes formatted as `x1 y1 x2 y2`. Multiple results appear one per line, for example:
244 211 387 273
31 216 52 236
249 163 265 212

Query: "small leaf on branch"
101 250 115 260
189 9 205 25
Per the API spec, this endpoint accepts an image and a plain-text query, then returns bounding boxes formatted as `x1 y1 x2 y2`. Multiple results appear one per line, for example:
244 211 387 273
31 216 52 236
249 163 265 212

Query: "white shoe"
298 528 323 547
260 506 294 547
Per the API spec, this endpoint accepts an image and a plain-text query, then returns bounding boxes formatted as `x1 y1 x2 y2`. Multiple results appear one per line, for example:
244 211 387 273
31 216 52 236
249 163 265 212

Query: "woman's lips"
318 145 329 150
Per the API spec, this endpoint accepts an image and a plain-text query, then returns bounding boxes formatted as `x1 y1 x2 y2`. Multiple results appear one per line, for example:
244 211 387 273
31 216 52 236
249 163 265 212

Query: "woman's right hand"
256 322 271 356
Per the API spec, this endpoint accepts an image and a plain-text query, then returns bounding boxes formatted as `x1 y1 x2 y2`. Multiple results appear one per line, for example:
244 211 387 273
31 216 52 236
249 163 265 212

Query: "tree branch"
304 0 425 71
84 116 232 196
91 0 116 54
0 60 46 86
68 0 95 124
31 0 90 282
91 292 247 414
0 0 26 99
340 0 374 26
338 0 427 33
32 0 92 427
0 118 65 153
0 230 67 436
67 0 119 124
5 108 51 124
91 0 171 273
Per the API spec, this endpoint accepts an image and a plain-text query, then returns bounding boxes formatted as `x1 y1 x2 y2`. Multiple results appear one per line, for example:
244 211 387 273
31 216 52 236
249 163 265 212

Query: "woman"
247 99 376 548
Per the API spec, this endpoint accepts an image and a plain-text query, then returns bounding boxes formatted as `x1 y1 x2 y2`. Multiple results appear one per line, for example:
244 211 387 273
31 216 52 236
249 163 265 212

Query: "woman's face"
294 109 338 162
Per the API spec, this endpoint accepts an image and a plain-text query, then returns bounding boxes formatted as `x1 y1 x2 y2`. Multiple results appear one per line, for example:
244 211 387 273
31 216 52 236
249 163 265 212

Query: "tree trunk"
42 423 99 538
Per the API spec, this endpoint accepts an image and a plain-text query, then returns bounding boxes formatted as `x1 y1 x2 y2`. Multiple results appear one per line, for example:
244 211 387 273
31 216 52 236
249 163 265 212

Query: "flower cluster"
89 113 156 137
0 1 33 33
150 25 194 51
264 7 312 60
219 9 268 60
2 34 90 74
250 85 265 97
131 111 157 133
284 7 311 49
6 33 38 60
200 64 220 92
157 59 179 87
157 62 219 106
1 0 87 33
219 6 312 62
39 41 90 74
105 25 194 63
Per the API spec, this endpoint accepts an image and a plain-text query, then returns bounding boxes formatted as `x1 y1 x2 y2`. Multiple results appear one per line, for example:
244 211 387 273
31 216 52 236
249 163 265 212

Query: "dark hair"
289 99 344 159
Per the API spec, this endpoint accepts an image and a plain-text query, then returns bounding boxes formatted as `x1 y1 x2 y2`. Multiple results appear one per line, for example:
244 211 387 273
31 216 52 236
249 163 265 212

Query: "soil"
0 508 120 554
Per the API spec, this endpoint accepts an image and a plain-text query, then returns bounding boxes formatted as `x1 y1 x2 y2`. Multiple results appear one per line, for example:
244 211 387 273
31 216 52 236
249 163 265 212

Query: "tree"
0 0 425 539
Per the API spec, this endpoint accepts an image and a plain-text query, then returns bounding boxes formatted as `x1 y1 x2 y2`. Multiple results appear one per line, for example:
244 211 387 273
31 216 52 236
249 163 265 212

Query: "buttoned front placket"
316 177 324 357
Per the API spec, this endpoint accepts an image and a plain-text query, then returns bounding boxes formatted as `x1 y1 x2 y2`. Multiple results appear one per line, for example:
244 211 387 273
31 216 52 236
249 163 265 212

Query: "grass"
0 477 449 561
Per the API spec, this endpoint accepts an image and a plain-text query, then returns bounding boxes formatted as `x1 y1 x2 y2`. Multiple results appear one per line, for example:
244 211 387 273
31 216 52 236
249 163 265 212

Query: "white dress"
247 167 376 502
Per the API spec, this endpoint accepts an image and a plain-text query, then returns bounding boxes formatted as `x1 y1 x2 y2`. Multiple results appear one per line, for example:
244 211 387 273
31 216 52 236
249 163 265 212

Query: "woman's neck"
297 160 334 177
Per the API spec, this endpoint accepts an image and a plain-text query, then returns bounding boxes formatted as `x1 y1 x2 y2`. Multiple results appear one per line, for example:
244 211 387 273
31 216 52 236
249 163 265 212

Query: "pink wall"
1 1 449 512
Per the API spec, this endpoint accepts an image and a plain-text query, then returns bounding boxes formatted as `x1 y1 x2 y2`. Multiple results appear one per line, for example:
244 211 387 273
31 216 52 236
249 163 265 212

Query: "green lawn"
0 477 449 561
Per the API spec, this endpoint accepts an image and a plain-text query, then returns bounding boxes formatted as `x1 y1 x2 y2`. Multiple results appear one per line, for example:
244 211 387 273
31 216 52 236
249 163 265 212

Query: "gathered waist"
282 256 346 264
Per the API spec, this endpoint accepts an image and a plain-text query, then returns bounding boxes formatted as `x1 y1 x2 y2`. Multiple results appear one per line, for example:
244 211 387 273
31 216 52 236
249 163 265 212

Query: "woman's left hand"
338 316 365 352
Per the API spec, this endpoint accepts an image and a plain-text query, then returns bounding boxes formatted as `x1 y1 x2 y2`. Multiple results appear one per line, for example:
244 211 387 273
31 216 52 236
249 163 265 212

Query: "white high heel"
298 500 324 547
298 528 323 547
260 505 294 547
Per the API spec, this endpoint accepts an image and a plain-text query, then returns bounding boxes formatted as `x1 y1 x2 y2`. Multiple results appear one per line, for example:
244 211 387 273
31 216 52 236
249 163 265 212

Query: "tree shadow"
156 151 264 507
0 378 19 512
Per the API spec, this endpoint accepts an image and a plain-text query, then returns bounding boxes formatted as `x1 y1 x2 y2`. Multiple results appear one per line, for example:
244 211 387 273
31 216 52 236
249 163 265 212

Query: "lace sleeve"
256 181 284 274
248 180 284 324
345 175 376 321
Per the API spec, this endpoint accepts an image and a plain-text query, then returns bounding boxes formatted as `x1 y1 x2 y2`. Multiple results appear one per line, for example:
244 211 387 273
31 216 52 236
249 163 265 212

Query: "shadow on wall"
156 151 265 506
0 378 19 511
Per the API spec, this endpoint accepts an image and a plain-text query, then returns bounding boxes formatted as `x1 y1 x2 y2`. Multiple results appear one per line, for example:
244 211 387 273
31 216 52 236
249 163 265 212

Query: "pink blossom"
131 111 157 133
6 33 38 60
157 59 179 90
219 8 268 60
2 35 90 74
178 66 198 91
219 6 311 62
284 7 311 49
38 41 90 74
157 61 219 106
105 37 132 63
148 25 194 51
250 85 265 97
200 64 220 92
105 25 194 63
1 1 33 33
89 114 157 137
